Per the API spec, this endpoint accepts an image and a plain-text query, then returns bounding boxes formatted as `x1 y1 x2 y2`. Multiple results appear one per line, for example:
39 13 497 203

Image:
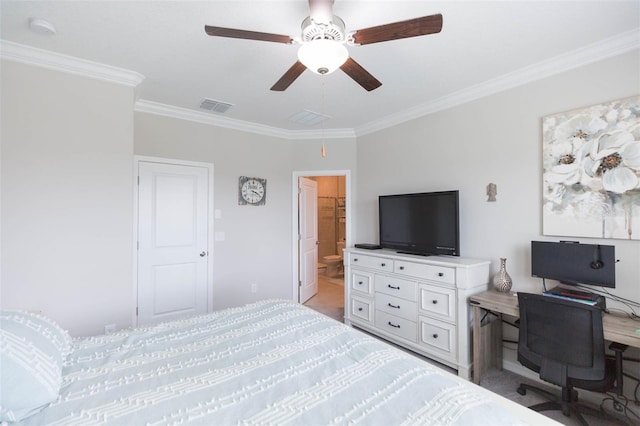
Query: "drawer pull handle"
432 333 439 339
354 258 358 262
399 266 405 270
388 321 401 329
432 300 438 304
387 284 400 290
438 272 444 277
388 303 400 309
358 281 363 285
358 307 363 312
381 263 386 267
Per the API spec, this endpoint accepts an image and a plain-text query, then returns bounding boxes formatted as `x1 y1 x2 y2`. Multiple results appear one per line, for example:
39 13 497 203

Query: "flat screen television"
531 241 616 288
379 190 460 256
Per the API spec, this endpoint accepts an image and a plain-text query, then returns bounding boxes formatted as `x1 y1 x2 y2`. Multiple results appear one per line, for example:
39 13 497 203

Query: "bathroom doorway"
292 170 350 322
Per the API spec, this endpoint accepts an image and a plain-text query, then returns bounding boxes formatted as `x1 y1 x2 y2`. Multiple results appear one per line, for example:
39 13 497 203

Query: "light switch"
215 231 225 242
214 209 222 219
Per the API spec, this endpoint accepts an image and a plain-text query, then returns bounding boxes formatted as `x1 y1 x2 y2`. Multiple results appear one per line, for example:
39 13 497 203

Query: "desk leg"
472 305 482 384
495 313 502 371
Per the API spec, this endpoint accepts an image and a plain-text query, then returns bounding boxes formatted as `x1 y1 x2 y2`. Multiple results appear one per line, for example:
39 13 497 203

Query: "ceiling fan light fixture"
297 39 348 75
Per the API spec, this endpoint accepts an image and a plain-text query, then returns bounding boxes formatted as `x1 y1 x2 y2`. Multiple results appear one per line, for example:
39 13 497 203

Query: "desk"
469 289 640 384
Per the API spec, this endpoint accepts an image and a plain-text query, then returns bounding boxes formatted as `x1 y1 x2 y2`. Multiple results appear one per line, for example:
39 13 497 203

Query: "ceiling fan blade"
340 57 382 91
351 14 443 45
271 61 307 91
204 25 293 44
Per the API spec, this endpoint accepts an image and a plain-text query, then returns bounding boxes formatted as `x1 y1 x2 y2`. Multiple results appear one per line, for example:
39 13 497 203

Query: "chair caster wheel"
517 386 526 396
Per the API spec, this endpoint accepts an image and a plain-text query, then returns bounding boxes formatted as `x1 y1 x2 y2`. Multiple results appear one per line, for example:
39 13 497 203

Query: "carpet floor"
479 368 630 425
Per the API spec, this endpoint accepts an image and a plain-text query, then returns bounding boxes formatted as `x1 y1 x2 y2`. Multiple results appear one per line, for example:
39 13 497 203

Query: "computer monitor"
531 241 616 288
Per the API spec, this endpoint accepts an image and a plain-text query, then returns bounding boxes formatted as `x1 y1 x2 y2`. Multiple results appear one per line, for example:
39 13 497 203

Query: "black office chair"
516 292 626 426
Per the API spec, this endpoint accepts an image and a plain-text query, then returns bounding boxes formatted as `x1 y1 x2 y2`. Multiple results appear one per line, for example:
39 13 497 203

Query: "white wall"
134 113 300 309
2 48 636 345
355 50 639 300
1 60 134 336
355 51 640 367
134 120 359 307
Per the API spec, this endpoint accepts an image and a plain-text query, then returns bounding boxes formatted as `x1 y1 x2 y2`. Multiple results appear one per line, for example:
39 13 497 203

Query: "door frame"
291 170 351 303
132 155 214 326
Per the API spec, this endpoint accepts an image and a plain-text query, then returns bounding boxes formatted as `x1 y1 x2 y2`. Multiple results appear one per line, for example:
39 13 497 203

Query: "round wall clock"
238 176 266 206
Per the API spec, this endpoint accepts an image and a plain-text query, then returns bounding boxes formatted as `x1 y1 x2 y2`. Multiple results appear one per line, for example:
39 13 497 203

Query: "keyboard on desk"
542 286 605 309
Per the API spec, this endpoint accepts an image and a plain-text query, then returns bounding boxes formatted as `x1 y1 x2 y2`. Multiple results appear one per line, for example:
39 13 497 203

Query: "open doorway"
293 171 350 323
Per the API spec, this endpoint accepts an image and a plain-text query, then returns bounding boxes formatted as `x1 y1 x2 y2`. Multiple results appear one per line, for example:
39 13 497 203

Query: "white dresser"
344 248 490 379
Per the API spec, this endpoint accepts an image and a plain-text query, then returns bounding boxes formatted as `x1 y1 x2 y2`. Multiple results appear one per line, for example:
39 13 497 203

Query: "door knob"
200 251 207 257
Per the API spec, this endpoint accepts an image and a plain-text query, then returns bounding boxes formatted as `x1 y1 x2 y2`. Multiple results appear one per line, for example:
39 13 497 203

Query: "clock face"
239 177 266 205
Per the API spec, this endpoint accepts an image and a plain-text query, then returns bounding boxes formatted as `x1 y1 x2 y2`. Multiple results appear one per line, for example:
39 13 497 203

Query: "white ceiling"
1 1 639 137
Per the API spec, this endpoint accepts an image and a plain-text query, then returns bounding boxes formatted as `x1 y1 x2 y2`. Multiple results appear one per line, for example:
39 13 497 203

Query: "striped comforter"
16 300 548 425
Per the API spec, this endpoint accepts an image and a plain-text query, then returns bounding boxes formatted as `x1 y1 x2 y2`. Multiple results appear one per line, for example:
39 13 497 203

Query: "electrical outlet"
251 283 257 293
104 324 116 334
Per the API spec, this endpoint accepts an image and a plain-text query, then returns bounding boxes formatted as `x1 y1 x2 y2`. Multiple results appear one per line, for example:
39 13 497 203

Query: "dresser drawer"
375 293 417 321
419 316 457 358
350 254 393 272
395 261 455 285
350 296 373 323
419 284 456 322
375 275 417 301
350 271 373 296
375 311 417 342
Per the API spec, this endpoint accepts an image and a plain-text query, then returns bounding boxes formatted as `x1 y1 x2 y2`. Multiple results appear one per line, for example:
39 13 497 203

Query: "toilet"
322 241 346 278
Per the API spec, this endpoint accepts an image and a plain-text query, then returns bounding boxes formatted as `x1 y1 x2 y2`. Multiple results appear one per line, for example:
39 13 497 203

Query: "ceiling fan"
204 0 443 92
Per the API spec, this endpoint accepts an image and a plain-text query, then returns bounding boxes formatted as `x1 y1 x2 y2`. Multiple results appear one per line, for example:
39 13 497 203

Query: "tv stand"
344 248 490 380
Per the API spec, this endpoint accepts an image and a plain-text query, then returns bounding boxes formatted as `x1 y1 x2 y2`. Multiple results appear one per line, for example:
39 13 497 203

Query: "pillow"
0 310 72 422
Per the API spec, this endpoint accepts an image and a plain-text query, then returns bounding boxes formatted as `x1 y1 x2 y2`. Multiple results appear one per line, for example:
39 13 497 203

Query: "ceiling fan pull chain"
321 74 326 158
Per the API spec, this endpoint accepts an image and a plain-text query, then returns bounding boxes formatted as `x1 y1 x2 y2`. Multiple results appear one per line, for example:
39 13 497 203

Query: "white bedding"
12 300 557 425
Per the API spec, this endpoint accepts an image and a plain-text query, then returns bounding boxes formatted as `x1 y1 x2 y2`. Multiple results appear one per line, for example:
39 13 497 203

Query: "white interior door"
137 161 210 326
299 177 318 303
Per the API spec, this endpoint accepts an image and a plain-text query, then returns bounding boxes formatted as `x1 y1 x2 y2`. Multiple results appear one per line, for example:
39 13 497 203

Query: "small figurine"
487 183 497 202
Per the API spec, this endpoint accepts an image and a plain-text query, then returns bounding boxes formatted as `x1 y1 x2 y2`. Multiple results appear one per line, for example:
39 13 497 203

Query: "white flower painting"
543 96 640 240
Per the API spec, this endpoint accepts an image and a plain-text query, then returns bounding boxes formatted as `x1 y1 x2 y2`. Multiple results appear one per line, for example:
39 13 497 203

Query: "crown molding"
134 100 356 140
138 29 638 140
3 28 637 139
354 28 640 137
0 40 144 87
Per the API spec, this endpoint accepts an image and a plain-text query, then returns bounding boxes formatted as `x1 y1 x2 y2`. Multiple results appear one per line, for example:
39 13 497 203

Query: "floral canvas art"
543 96 640 240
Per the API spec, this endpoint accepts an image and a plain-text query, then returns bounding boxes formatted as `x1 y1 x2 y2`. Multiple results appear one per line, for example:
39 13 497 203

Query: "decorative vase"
493 258 512 293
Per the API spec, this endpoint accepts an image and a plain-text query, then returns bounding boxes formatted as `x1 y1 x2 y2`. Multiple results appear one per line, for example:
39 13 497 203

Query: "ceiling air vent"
199 98 233 113
288 110 330 126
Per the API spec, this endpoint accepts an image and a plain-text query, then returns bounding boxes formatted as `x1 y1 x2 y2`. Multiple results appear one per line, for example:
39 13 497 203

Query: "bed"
1 300 558 425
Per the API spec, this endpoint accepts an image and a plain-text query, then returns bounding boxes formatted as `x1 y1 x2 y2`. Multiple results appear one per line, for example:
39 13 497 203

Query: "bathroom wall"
311 176 346 260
